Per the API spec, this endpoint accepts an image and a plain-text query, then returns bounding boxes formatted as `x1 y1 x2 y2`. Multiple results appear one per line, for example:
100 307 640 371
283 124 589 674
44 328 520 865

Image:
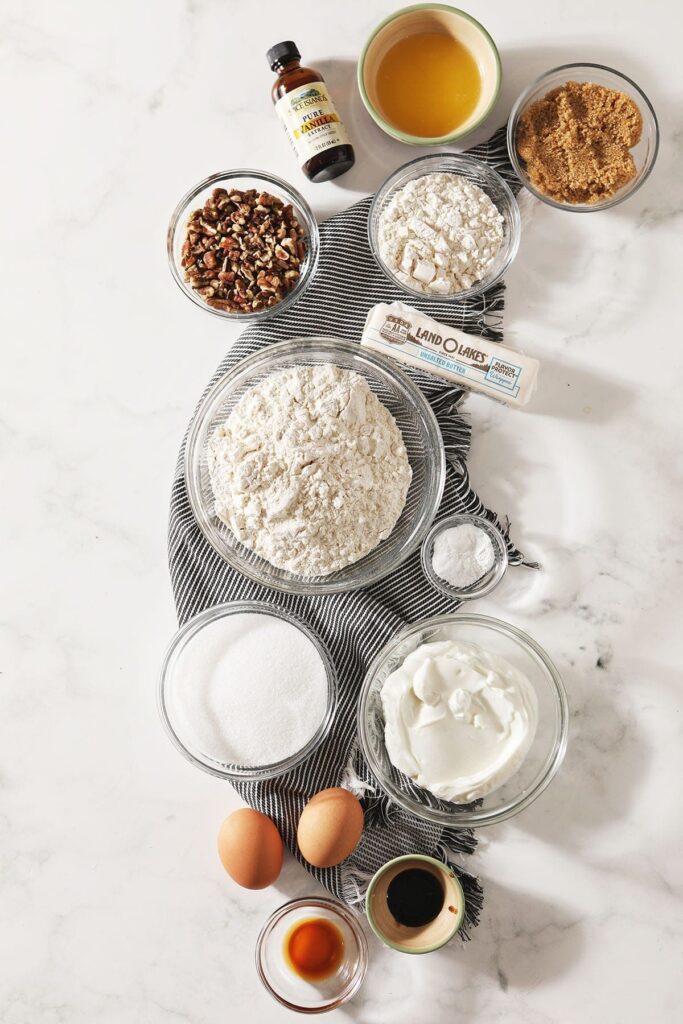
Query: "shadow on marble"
525 360 636 424
340 880 583 1023
509 656 650 849
465 878 584 988
465 406 542 548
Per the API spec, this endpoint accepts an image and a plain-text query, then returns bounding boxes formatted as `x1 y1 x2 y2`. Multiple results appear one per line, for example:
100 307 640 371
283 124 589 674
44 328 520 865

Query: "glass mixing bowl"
368 153 521 303
507 63 659 212
185 337 446 595
167 169 319 320
357 612 568 827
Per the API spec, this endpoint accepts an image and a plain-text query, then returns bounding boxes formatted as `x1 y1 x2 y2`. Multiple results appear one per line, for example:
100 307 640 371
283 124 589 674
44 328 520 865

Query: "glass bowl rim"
166 167 320 320
158 600 338 781
255 896 369 1013
357 611 569 827
507 62 660 212
367 152 521 302
356 3 502 146
420 512 509 600
184 335 446 595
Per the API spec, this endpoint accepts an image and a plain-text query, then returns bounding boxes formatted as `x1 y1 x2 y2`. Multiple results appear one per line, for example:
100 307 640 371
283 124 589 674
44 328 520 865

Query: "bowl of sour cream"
357 613 568 828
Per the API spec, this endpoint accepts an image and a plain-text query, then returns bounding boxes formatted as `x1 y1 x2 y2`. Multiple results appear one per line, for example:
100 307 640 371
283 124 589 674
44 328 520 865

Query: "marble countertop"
1 1 682 1021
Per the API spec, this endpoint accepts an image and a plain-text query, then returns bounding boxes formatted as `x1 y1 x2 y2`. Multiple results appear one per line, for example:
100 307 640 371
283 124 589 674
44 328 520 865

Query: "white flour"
378 172 504 294
432 523 495 589
207 364 412 576
170 612 328 766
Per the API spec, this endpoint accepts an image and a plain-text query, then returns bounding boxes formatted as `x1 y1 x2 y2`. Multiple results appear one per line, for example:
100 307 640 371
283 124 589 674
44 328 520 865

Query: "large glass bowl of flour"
185 337 446 595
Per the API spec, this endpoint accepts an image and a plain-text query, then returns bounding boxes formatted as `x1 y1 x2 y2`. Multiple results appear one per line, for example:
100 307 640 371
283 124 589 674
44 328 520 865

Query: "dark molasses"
386 867 445 928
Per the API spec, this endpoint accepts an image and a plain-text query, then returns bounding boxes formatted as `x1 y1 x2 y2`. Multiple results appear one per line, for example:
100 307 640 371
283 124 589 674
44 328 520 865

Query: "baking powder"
432 523 495 589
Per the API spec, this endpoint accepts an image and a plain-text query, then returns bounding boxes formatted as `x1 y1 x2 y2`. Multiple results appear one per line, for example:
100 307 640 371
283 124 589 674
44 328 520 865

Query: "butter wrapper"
361 302 539 408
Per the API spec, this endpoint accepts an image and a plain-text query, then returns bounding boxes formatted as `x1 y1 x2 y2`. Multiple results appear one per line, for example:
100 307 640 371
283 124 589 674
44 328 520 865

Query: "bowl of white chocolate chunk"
368 153 521 302
185 336 446 595
358 612 568 828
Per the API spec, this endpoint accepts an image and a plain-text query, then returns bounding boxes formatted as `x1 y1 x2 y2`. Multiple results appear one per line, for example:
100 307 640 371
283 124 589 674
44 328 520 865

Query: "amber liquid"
272 61 355 182
284 917 344 982
374 32 482 137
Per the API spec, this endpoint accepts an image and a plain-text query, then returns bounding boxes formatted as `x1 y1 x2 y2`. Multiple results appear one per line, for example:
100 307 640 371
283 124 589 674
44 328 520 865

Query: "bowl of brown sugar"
507 63 659 211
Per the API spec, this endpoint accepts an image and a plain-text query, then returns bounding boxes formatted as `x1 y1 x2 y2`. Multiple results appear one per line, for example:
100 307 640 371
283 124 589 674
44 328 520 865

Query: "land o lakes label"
363 302 540 408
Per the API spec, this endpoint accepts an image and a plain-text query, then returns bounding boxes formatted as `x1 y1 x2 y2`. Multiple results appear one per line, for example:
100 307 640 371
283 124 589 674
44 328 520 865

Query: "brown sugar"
516 80 643 204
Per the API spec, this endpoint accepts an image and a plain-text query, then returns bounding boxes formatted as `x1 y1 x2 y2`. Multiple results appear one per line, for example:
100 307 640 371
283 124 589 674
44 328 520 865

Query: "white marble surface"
1 1 682 1020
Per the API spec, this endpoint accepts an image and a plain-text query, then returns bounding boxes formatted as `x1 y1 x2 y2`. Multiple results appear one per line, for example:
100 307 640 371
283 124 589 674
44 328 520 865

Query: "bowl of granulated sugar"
158 601 337 780
421 513 508 601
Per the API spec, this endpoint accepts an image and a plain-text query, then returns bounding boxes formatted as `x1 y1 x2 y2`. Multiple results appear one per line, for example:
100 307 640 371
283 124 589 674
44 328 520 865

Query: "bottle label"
275 82 351 166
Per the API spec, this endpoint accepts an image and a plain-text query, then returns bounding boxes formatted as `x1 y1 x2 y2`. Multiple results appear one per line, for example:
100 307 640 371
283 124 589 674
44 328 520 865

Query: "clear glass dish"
255 897 368 1013
368 153 521 303
357 613 568 827
507 63 659 212
158 601 337 781
185 336 446 595
421 513 508 601
167 169 319 320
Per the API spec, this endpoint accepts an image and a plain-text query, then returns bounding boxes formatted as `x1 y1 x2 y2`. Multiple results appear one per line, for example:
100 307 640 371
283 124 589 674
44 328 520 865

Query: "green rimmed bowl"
358 4 501 145
366 855 465 953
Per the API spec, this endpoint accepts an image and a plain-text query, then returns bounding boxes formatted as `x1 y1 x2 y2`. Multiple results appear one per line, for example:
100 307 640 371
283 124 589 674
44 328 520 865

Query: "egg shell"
297 788 364 869
217 808 283 889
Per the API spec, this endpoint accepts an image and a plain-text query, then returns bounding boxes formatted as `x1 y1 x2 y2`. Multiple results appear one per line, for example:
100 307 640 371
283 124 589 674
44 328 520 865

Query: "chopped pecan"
180 185 306 315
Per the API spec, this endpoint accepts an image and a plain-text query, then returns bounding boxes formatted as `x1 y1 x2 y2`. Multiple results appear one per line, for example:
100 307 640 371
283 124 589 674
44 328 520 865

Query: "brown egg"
217 808 283 889
297 788 364 869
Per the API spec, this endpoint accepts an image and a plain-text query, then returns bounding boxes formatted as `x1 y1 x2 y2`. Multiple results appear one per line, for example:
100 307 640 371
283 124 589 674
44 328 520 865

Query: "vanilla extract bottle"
268 41 355 183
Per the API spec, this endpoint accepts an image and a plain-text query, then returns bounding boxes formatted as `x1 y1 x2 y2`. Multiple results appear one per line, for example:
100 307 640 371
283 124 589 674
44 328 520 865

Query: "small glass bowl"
421 513 508 601
185 336 446 595
357 613 568 828
158 601 337 781
167 169 320 320
255 898 368 1013
368 153 521 303
507 63 659 212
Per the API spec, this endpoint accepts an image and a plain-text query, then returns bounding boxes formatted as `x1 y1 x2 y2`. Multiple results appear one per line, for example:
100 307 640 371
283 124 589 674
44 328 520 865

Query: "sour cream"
380 640 538 803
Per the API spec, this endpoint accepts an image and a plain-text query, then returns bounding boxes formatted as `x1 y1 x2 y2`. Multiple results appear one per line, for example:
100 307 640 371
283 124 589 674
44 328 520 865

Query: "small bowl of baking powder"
421 513 508 601
368 153 520 303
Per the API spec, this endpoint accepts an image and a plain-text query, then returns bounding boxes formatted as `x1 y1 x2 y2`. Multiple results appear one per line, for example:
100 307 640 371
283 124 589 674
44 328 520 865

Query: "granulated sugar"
170 611 329 767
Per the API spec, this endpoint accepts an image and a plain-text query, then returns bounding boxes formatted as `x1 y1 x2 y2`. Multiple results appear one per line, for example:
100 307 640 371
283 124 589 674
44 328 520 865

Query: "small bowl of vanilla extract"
366 854 465 953
256 897 368 1011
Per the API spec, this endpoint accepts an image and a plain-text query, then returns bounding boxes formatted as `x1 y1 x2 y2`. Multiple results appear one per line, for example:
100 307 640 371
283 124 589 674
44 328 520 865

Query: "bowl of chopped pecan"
167 170 319 319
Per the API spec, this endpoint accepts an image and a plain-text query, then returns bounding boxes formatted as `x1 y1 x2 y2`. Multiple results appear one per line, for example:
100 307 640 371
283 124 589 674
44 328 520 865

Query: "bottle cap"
267 41 301 70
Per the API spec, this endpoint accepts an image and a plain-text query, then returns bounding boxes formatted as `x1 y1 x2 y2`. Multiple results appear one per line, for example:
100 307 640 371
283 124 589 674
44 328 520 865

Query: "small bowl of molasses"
366 854 465 954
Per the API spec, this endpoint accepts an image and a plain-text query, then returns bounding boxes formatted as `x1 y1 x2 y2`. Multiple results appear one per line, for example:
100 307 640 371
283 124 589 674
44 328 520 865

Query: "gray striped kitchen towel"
168 127 526 938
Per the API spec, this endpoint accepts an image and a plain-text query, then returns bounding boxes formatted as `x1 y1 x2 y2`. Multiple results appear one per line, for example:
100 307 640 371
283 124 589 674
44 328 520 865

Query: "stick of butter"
361 302 539 408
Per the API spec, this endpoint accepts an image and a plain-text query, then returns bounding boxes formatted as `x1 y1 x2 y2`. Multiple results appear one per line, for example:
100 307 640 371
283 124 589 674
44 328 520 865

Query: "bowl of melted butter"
358 4 501 145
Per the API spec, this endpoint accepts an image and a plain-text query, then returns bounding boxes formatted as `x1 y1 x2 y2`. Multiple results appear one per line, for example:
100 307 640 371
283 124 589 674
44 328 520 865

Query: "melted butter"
374 31 482 138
